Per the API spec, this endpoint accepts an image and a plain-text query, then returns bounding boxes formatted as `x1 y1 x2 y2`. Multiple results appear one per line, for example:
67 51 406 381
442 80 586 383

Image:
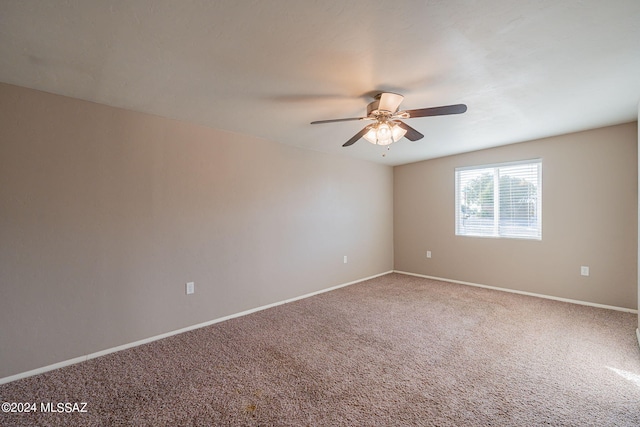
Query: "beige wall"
0 83 394 378
395 123 638 310
2 81 637 379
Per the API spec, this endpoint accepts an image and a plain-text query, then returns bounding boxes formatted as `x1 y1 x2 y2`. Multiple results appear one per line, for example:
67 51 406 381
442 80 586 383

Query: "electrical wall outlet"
343 256 348 264
186 282 195 294
580 266 589 277
426 251 432 259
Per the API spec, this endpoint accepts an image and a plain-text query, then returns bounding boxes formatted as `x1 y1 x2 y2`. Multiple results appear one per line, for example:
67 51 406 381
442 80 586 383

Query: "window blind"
455 159 542 239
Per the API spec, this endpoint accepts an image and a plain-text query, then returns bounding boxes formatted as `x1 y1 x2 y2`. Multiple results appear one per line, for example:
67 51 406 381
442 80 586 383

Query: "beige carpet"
1 273 639 426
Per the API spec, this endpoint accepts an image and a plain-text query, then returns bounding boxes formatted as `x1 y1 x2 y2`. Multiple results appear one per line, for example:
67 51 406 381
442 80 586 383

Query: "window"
455 159 542 240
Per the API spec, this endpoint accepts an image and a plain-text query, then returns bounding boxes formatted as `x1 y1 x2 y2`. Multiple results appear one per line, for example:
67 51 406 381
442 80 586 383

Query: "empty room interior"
1 1 640 425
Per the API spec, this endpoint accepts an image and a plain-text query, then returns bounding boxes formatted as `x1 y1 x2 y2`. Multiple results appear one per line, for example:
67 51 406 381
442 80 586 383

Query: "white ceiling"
1 1 639 166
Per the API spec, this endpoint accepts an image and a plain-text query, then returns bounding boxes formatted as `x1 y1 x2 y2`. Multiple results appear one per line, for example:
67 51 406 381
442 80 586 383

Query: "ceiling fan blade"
395 121 424 142
401 104 467 118
310 117 369 124
377 92 404 113
342 127 369 147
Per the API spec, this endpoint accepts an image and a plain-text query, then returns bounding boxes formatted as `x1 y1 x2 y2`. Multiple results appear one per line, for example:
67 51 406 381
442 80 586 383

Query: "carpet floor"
1 273 639 426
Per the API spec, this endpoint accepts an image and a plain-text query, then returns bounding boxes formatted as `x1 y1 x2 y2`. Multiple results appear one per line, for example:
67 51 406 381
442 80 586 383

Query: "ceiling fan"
310 92 467 147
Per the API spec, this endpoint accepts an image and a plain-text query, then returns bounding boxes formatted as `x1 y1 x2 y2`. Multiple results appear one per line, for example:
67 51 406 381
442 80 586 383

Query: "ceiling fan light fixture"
392 123 407 142
376 122 393 145
363 122 406 146
363 126 378 144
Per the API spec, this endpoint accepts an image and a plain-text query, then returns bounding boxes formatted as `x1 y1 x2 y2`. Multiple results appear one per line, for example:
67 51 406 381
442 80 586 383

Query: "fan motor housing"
367 100 395 118
367 92 404 116
366 100 381 116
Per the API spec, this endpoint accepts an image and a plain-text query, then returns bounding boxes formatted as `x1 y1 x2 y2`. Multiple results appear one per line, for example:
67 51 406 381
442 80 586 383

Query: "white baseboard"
0 270 393 386
394 270 639 314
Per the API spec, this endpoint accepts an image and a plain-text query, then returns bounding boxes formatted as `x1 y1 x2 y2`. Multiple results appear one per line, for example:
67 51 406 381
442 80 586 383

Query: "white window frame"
455 159 542 240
